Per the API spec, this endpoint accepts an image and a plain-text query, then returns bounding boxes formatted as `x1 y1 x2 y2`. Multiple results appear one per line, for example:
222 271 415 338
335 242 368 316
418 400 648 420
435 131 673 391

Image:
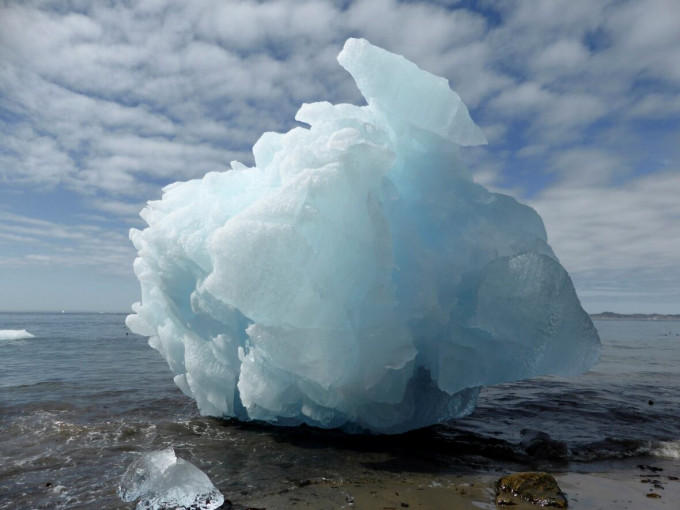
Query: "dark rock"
637 464 664 472
520 429 568 460
496 472 568 508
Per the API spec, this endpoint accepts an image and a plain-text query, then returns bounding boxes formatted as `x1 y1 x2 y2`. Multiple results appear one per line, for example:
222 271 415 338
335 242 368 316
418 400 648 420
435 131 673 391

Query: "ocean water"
1 313 679 509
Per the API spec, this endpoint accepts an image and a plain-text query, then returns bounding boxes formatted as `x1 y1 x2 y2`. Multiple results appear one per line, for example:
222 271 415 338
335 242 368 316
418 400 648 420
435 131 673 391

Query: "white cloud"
490 82 553 116
530 171 680 275
628 93 680 119
0 0 678 312
196 0 341 49
527 169 680 313
531 39 590 78
540 93 606 128
0 0 496 203
548 148 625 186
604 0 680 84
479 0 680 147
0 212 136 277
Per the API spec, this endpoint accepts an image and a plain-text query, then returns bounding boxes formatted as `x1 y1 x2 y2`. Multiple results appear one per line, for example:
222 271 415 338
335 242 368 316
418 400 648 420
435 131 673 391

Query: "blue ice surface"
126 38 600 434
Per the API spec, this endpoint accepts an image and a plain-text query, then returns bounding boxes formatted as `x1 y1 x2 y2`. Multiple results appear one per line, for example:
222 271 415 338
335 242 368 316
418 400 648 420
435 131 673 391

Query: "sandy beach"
235 457 680 509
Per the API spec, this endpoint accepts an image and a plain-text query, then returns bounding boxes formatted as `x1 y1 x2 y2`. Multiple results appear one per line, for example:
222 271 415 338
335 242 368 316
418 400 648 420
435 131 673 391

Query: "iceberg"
126 38 600 433
118 447 224 510
0 329 35 341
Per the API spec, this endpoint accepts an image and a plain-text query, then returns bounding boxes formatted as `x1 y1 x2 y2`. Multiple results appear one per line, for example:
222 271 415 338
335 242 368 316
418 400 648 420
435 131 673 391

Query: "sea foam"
0 329 35 341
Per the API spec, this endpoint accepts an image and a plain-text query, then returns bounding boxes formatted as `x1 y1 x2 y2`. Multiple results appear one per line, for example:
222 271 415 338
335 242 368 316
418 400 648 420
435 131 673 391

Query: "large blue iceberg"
127 38 600 434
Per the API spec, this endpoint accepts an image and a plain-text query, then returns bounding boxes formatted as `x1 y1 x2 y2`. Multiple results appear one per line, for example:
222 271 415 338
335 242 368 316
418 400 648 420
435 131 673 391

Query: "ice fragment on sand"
118 447 224 510
126 38 600 434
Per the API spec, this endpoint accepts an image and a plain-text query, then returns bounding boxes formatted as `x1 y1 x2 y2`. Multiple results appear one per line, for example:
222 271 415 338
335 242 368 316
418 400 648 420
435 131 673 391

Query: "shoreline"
233 457 680 509
591 314 680 321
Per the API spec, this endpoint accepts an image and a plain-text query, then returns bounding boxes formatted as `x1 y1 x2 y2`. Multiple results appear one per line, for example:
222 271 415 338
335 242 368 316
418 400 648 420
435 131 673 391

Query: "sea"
1 312 679 509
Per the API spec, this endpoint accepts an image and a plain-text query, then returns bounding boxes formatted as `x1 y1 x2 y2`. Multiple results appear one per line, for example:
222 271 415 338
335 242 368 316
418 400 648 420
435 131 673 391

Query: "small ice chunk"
0 329 35 340
118 447 224 510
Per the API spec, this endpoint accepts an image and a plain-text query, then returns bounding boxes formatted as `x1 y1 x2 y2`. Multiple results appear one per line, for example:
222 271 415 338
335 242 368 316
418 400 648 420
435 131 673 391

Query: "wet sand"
235 457 680 509
235 473 495 509
557 464 680 510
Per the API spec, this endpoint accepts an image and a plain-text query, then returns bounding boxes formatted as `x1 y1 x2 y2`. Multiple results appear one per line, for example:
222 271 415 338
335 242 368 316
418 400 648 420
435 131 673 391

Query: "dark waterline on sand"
1 313 679 509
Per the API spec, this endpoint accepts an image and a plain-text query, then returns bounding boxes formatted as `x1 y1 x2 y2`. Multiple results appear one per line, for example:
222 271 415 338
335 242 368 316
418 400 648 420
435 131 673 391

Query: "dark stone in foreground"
495 472 567 507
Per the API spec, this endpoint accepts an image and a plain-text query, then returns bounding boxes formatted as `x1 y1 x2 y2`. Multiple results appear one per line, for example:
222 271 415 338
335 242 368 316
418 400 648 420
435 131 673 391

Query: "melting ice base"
127 38 600 434
118 447 224 510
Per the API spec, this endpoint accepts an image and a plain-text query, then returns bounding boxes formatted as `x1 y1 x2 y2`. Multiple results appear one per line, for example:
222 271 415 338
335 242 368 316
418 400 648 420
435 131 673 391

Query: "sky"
0 0 679 314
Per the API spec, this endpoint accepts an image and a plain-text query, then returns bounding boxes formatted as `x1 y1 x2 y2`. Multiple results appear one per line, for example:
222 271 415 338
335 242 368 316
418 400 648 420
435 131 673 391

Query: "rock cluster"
495 472 567 507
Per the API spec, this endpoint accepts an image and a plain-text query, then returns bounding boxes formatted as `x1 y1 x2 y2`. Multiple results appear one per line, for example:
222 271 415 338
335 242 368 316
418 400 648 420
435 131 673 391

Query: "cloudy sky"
1 0 678 314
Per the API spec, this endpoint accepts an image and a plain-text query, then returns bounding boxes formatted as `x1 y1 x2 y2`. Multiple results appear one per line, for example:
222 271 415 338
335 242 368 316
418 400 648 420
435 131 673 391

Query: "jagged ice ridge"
126 38 600 434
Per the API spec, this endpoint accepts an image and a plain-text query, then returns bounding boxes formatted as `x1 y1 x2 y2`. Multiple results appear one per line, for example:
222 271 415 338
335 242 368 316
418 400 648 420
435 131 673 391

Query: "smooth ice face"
118 447 224 510
337 38 486 147
127 38 600 434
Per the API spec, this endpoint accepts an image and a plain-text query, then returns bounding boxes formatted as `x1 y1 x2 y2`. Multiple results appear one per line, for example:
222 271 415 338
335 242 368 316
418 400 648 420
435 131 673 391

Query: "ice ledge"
338 38 487 147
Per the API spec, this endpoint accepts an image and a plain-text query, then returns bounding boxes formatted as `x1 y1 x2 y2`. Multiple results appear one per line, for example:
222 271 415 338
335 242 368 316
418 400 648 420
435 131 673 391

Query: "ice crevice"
126 38 600 434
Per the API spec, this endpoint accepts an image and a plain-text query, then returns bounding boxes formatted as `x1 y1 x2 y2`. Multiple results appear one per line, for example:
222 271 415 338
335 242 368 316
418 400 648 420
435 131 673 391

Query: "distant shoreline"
2 310 679 320
0 310 129 315
590 312 680 321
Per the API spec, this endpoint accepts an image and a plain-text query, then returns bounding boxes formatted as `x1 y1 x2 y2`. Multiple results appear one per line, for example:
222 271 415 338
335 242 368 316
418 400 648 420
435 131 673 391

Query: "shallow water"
1 313 679 509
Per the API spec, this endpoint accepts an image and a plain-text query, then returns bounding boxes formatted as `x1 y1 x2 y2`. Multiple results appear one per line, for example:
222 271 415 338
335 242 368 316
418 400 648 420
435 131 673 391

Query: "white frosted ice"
127 38 600 433
118 447 224 510
0 329 35 340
